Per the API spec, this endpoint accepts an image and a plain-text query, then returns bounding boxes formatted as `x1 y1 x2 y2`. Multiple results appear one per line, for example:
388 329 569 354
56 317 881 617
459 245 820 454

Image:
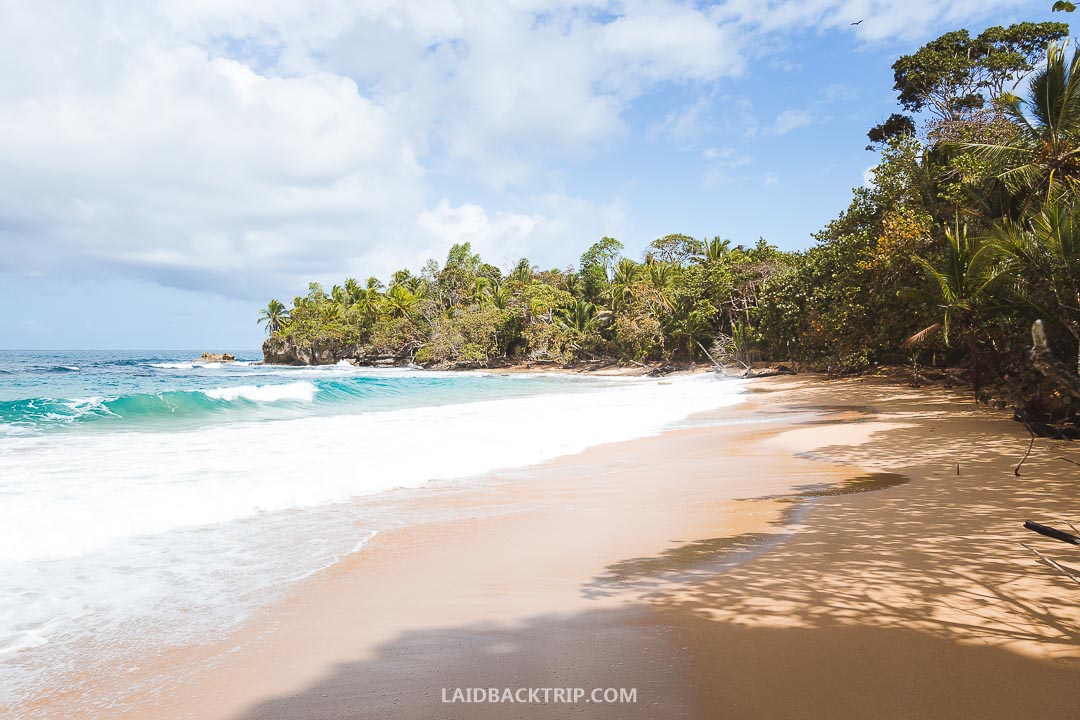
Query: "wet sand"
22 376 1080 719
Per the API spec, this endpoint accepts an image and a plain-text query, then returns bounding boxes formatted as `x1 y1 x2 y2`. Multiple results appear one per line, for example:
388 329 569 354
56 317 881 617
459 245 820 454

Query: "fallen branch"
696 340 725 374
1015 428 1036 477
1021 543 1080 586
1024 520 1080 545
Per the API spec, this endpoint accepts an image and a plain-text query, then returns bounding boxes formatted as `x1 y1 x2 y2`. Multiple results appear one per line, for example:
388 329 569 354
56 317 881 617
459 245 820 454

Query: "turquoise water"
0 350 613 434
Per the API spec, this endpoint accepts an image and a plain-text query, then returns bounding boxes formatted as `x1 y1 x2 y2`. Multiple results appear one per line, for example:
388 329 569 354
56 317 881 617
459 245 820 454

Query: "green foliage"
867 113 915 148
264 231 791 367
257 299 288 335
963 44 1080 213
890 23 1067 121
906 224 1001 347
993 199 1080 371
647 234 704 264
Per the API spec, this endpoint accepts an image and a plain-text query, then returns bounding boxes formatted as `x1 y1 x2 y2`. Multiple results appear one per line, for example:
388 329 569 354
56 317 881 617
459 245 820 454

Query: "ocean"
0 350 744 706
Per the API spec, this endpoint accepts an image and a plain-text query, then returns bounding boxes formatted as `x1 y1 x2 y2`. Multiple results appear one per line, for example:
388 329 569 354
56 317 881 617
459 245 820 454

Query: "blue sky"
0 0 1061 350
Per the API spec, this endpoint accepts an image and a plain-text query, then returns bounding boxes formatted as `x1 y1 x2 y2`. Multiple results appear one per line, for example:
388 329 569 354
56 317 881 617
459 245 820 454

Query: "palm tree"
904 224 1000 348
705 237 731 263
319 303 343 324
343 277 362 306
672 307 714 360
557 299 599 334
964 43 1080 211
384 284 417 318
645 261 679 312
258 299 288 335
510 258 535 285
470 276 492 305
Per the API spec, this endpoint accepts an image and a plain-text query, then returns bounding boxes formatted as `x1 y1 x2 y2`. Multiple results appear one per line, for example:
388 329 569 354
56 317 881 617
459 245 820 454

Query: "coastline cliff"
261 336 412 367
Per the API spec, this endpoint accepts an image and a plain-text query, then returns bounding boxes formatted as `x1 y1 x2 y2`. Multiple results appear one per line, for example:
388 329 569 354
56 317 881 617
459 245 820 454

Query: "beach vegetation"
264 21 1079 434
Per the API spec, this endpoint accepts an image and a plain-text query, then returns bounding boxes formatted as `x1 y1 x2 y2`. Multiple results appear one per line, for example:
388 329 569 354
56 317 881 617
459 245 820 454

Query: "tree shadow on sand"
237 380 1080 720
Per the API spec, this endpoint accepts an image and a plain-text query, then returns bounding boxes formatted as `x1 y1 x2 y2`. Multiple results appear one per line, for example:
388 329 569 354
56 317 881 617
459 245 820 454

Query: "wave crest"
203 382 316 403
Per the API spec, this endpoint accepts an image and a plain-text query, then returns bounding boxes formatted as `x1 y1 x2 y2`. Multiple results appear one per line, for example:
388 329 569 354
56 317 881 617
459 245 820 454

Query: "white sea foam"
0 374 743 706
202 381 317 403
0 375 742 564
151 360 257 369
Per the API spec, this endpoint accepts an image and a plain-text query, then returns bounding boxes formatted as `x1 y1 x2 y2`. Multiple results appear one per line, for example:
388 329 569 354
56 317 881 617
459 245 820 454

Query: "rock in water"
198 352 236 362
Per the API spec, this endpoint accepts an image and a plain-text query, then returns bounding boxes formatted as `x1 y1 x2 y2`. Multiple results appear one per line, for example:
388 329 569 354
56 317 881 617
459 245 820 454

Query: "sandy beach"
22 374 1080 719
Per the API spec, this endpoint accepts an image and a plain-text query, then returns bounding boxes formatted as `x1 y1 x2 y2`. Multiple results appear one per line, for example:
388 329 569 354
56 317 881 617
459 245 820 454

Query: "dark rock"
261 336 360 366
198 352 236 362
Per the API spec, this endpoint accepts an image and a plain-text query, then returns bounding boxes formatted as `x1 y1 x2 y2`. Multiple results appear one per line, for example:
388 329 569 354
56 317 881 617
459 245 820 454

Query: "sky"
0 0 1063 350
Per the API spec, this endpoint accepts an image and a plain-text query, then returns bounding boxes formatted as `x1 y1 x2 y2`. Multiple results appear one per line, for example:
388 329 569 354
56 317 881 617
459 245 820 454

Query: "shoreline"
19 375 1080 718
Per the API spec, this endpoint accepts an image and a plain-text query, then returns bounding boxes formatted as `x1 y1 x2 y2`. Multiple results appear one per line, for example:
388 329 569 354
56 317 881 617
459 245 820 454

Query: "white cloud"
0 0 1038 299
649 97 715 145
714 0 1033 42
417 195 627 273
703 147 751 167
863 165 878 188
771 108 815 135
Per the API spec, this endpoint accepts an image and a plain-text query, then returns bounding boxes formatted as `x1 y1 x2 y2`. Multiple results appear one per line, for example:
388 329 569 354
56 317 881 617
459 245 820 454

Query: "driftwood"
1031 320 1080 401
1015 429 1037 477
696 340 726 375
1022 520 1080 587
1024 520 1080 545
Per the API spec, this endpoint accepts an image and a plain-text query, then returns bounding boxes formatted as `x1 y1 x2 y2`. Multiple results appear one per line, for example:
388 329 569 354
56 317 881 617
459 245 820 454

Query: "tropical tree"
705 237 732 262
510 257 535 285
556 298 594 329
905 224 1001 348
384 284 418 318
993 199 1080 372
579 237 622 304
610 258 641 311
965 44 1080 211
648 234 703 264
888 23 1067 124
258 299 288 335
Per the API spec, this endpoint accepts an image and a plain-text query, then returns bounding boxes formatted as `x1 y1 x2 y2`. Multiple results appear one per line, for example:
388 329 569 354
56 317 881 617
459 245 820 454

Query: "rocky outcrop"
261 335 412 367
198 352 236 362
262 336 343 365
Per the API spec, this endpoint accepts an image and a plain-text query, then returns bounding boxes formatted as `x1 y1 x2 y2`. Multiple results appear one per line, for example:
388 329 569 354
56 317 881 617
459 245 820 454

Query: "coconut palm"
645 261 680 312
343 277 363 306
964 43 1080 211
705 237 732 263
557 299 599 334
905 224 1001 348
384 284 417 318
672 307 714 360
258 299 289 335
510 257 535 285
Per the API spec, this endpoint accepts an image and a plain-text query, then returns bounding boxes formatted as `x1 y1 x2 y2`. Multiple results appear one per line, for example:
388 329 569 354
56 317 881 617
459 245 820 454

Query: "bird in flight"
851 19 864 25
